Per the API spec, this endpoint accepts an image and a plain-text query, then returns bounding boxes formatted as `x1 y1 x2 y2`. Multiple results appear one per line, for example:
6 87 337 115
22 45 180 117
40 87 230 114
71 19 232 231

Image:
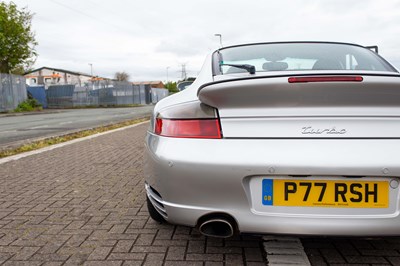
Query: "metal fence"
46 85 75 108
0 73 27 112
151 87 169 104
42 82 169 108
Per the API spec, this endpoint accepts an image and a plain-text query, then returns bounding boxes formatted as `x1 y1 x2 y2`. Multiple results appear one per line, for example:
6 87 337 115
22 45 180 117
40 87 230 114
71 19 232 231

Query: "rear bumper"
144 132 400 236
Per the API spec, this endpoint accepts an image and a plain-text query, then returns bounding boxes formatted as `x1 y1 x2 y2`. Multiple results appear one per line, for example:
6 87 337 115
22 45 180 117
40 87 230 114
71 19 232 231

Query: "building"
132 81 165 89
25 67 95 87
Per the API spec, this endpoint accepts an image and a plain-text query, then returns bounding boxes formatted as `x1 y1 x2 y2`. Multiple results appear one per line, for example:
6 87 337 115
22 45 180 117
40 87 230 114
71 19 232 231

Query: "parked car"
144 41 400 237
177 81 194 91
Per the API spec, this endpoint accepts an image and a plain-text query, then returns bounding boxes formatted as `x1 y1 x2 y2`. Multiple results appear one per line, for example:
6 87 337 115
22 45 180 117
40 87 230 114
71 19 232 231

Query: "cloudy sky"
6 0 400 81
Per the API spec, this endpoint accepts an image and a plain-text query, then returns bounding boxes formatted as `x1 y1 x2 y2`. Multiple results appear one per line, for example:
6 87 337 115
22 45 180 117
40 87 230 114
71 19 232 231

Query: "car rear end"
145 42 400 236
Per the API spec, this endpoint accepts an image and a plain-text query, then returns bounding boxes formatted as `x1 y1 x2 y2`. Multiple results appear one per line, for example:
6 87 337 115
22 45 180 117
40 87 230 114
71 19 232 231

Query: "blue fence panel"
27 86 47 108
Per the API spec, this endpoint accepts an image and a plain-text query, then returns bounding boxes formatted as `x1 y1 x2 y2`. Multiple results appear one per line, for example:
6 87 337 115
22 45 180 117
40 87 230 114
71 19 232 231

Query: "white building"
25 67 95 87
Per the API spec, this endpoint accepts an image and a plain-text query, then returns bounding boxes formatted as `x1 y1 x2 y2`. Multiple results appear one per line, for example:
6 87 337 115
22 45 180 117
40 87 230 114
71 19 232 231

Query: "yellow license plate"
262 179 389 208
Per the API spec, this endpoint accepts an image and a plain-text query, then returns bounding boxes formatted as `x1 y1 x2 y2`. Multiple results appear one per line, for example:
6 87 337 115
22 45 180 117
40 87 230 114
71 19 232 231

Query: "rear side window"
217 43 396 75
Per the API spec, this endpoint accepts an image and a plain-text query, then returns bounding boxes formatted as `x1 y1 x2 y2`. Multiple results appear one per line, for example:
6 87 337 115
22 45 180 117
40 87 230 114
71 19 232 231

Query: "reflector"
288 76 363 83
155 118 222 139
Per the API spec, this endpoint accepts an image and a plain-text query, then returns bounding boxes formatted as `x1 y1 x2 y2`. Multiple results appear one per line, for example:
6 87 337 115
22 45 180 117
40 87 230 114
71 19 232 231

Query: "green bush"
14 98 42 112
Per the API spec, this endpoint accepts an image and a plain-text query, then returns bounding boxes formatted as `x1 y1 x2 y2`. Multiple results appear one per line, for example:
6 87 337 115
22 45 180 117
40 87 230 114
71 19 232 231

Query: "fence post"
0 73 2 112
139 86 142 104
9 73 14 110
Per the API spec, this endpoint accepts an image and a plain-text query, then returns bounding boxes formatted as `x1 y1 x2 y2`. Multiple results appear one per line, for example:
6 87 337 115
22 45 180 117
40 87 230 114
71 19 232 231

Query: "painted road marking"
0 130 17 134
30 125 49 129
59 121 73 125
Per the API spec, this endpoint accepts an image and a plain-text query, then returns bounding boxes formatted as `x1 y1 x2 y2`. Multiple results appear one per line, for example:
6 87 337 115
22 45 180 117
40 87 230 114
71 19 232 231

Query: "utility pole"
180 64 187 80
214 33 223 48
88 63 93 90
88 63 93 77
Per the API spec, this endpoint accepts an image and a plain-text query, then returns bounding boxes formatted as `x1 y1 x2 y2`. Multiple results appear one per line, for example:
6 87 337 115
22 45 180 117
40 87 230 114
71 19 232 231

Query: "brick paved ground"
4 121 399 266
0 122 266 265
302 237 400 265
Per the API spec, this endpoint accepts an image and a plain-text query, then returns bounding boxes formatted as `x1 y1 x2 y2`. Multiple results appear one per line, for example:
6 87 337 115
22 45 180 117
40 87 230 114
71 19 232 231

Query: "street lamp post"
88 63 93 77
88 63 94 90
214 33 223 48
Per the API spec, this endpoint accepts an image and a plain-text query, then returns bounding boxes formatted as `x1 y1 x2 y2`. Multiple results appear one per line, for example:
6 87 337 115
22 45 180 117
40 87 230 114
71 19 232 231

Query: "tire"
147 196 166 223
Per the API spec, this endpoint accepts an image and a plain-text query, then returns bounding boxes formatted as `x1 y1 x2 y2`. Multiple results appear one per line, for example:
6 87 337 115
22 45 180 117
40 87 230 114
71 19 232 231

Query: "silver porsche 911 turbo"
144 41 400 237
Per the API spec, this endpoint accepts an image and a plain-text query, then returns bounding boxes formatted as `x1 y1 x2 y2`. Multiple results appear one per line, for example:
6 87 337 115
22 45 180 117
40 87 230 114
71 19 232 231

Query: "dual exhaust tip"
198 216 235 238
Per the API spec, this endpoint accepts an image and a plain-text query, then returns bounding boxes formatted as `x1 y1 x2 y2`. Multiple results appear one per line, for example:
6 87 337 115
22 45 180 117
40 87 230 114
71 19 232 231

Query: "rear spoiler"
366 45 379 53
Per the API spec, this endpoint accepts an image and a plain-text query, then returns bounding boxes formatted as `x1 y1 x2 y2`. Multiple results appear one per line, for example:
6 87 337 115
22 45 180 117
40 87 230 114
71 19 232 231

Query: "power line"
47 0 134 35
82 0 137 27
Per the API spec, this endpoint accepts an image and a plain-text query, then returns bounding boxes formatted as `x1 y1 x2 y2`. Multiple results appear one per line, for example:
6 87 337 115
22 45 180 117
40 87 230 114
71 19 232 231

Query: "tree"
164 81 178 93
0 2 37 74
114 71 130 81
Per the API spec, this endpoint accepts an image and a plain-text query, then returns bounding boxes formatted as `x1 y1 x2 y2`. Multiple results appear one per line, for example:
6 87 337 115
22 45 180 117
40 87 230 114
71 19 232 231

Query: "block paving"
0 123 266 265
2 121 400 265
302 237 400 265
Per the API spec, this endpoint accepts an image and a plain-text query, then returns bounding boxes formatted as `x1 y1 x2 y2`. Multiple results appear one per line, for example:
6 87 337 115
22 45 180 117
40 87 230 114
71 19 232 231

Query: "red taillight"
155 118 222 139
288 76 363 83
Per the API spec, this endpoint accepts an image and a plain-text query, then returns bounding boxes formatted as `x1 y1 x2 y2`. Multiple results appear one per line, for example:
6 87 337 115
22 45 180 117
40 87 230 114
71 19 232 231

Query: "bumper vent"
145 183 168 218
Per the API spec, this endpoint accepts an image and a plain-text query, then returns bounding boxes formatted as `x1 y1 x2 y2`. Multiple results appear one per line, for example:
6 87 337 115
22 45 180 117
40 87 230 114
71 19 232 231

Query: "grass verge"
0 117 149 159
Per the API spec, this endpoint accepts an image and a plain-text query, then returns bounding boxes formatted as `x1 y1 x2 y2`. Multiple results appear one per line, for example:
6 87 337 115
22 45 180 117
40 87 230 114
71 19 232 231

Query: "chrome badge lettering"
301 126 347 135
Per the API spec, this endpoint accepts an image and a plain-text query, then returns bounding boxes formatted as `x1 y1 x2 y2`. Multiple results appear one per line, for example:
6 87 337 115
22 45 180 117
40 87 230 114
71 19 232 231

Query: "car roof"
218 41 369 52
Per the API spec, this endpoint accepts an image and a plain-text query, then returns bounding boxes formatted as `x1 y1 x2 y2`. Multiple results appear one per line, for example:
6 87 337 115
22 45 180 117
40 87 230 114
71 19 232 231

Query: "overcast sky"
6 0 400 81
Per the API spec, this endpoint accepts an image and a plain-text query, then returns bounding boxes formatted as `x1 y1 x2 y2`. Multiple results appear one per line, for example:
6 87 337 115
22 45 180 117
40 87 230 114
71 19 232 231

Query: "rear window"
217 43 396 75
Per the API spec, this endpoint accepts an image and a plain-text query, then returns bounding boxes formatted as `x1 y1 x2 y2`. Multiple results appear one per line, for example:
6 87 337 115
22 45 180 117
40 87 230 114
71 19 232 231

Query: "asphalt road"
0 106 154 149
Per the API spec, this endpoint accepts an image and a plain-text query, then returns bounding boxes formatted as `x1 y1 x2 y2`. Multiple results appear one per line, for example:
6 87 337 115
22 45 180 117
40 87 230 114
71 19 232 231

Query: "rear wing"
366 45 379 53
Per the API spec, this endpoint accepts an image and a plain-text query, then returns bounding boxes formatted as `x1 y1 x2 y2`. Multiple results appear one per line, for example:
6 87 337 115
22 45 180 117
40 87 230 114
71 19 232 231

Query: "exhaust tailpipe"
198 218 234 238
